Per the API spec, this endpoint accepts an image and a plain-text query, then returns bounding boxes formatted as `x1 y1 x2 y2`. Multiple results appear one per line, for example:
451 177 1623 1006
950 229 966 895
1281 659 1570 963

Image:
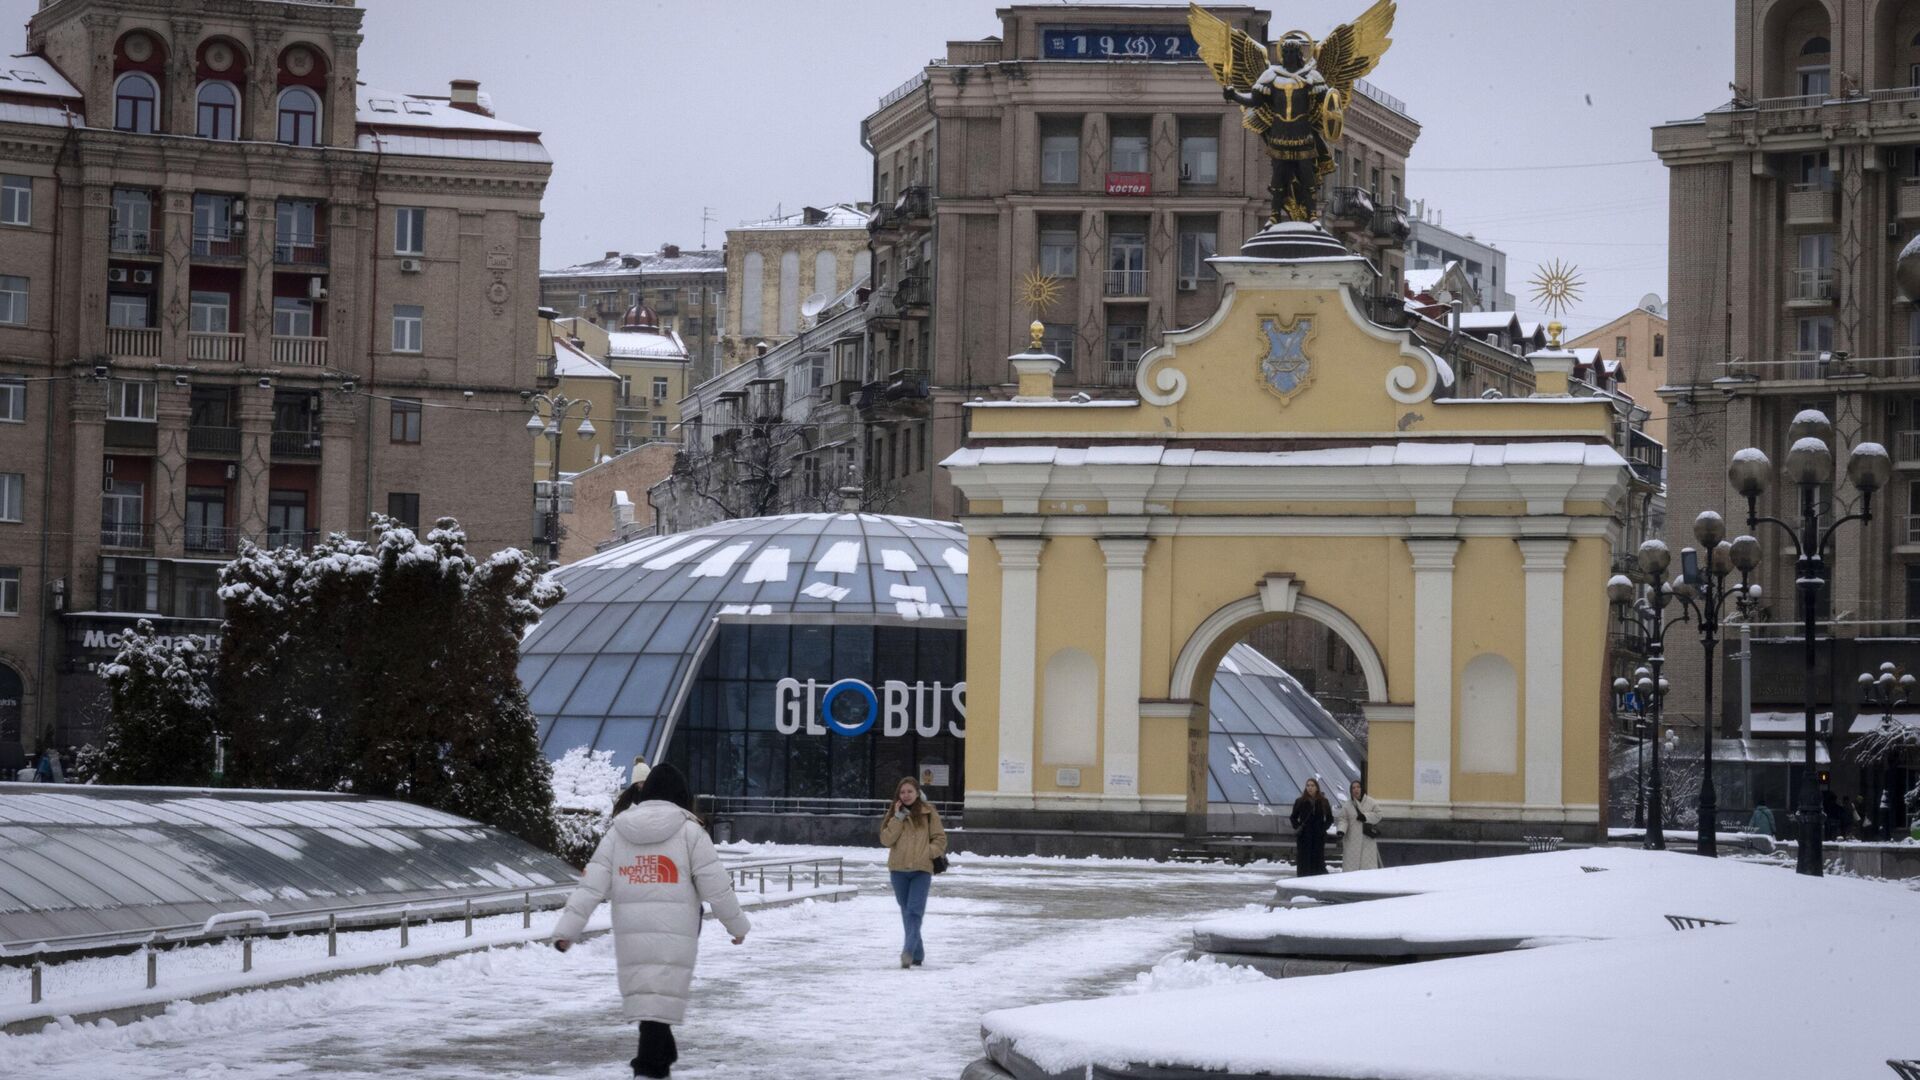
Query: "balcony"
191 229 246 260
1370 200 1411 241
188 425 241 455
108 226 158 256
1104 268 1147 298
1896 430 1920 468
1103 360 1138 387
271 336 328 366
260 528 319 551
1785 181 1836 226
1365 292 1410 328
106 326 160 359
1328 186 1375 225
1788 266 1835 305
184 524 240 555
100 522 153 551
1901 178 1920 221
188 331 245 363
893 275 929 310
273 236 328 267
103 419 157 450
271 428 323 459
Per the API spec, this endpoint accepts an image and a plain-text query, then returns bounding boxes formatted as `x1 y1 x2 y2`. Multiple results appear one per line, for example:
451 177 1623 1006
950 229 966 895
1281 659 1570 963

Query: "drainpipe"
33 112 79 755
361 131 386 534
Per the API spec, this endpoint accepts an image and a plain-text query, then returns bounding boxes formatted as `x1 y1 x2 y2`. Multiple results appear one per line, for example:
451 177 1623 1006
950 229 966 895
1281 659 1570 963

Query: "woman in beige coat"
1339 779 1385 872
878 775 948 968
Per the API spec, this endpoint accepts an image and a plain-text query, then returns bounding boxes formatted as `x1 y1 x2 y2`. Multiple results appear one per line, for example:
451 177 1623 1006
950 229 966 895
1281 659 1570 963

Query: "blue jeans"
889 870 932 963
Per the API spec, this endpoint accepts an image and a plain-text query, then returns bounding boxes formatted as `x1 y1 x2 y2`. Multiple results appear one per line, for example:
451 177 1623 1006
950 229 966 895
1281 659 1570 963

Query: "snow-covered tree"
95 620 217 785
550 745 628 864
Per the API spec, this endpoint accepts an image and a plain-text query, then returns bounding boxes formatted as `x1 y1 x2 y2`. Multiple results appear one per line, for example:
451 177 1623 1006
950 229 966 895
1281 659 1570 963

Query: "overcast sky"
4 0 1732 335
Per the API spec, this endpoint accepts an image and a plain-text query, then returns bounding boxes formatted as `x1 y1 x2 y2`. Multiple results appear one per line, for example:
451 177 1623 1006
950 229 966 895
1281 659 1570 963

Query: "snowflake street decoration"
1020 268 1063 316
1529 259 1585 320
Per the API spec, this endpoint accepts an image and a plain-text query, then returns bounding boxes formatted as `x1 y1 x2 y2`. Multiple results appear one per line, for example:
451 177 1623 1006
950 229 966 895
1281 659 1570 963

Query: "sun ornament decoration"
1020 268 1064 317
1529 259 1585 347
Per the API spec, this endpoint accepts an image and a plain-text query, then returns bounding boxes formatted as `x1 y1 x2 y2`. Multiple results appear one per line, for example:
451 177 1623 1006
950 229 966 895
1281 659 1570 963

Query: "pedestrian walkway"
4 848 1272 1079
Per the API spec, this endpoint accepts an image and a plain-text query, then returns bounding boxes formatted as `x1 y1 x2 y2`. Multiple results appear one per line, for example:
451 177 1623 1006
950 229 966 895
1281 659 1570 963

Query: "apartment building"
718 204 873 371
539 244 723 381
1406 207 1516 312
0 0 550 766
1654 0 1920 779
1567 298 1669 444
862 5 1420 517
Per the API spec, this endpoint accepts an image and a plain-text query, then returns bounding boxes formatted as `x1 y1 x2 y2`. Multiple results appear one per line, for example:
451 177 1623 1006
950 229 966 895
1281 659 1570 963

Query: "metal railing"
106 326 160 358
1104 360 1139 387
1790 266 1835 301
877 69 927 110
1355 78 1408 117
271 335 327 366
1104 268 1147 297
109 226 158 255
188 331 244 363
273 236 328 266
271 428 323 458
188 425 241 455
191 230 245 258
1721 353 1920 381
100 522 153 550
703 795 962 818
1896 430 1920 463
185 525 241 555
1906 515 1920 545
723 855 847 895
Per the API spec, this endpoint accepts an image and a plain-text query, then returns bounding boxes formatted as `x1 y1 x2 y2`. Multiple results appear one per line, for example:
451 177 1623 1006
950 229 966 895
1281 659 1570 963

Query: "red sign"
1105 171 1150 196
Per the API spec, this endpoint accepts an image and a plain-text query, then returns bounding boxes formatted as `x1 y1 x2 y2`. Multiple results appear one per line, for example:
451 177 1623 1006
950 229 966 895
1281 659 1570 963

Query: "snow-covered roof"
0 785 574 947
943 442 1626 471
0 53 83 102
356 85 536 135
1456 310 1521 333
735 203 872 231
551 337 619 381
355 83 546 163
543 248 726 278
606 327 690 362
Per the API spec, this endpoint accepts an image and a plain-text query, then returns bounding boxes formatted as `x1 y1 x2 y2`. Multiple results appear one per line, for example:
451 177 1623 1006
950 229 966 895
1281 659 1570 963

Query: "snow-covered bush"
550 745 627 865
94 620 217 785
67 743 105 785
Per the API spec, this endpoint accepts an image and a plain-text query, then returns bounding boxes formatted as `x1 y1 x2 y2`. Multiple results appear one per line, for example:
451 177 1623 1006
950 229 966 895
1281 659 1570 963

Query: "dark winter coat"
1290 794 1334 876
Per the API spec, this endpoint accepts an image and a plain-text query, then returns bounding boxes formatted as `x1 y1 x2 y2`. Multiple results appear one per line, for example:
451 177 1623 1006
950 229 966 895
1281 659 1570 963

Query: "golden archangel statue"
1188 1 1396 225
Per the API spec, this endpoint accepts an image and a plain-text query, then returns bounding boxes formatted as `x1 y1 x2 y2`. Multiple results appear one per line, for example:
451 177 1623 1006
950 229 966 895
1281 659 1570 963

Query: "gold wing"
1187 3 1267 92
1315 0 1396 96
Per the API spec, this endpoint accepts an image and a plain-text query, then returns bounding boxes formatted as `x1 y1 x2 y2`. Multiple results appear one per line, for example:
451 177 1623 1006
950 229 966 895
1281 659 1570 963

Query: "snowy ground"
4 845 1278 1079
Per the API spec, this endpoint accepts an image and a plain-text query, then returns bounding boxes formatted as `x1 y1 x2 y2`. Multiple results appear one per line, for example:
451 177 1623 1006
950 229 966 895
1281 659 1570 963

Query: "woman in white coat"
552 764 749 1079
1339 779 1385 872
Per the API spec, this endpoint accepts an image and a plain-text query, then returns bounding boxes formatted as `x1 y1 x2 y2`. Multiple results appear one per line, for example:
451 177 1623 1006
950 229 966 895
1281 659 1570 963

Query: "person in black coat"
1290 778 1335 877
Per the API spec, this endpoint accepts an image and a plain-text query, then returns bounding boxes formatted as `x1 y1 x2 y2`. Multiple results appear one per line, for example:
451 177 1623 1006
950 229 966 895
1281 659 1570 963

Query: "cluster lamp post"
525 393 596 560
1727 409 1889 876
1670 513 1762 857
1857 662 1914 842
1608 539 1685 850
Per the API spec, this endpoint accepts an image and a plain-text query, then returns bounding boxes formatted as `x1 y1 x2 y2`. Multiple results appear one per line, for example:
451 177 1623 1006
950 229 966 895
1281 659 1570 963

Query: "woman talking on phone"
878 775 948 968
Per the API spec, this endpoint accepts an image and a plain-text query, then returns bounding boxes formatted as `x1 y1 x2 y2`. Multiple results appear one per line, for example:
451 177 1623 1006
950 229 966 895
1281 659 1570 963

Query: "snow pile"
1120 953 1272 996
548 746 626 814
1272 842 1648 903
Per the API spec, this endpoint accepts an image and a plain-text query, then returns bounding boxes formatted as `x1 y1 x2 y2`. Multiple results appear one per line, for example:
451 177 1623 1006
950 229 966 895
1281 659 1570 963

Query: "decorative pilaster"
1098 537 1151 804
994 536 1047 796
1404 537 1460 804
1518 538 1573 808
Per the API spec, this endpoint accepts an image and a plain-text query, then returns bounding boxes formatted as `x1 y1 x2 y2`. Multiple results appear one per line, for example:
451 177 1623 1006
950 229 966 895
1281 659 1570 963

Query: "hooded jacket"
552 801 750 1023
879 802 948 874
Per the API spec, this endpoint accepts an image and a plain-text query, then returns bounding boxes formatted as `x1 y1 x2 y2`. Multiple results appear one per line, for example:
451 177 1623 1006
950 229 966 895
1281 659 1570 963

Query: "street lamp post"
1608 539 1683 850
1727 409 1890 876
525 393 596 561
1616 685 1650 830
1670 515 1762 857
1857 662 1915 842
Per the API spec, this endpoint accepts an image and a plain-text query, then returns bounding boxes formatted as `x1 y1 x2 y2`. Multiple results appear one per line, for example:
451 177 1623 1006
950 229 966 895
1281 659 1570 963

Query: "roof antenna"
701 206 716 249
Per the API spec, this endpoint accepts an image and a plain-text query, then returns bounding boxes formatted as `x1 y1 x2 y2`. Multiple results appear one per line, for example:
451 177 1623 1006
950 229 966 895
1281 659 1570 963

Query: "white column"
1518 538 1573 809
1098 537 1151 806
995 537 1048 797
1404 538 1460 804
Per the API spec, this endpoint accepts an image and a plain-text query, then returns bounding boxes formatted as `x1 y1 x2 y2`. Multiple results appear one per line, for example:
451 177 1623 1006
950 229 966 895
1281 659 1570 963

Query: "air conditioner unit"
102 476 114 493
107 268 128 283
104 458 115 476
132 269 154 284
1177 276 1198 291
399 258 423 273
225 464 237 480
231 218 246 234
232 199 246 217
1179 162 1192 180
308 277 328 300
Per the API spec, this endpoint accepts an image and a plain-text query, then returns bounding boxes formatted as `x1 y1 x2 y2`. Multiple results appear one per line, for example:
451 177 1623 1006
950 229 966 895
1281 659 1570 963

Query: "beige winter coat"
879 803 948 873
552 801 749 1023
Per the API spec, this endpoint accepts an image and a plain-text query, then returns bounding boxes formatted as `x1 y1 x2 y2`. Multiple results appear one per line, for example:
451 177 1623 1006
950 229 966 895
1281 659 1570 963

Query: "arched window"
196 81 239 140
1801 36 1831 55
114 72 159 134
276 86 321 147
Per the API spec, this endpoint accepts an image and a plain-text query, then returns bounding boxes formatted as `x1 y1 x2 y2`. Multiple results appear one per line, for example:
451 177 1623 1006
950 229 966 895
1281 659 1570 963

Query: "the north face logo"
618 855 679 884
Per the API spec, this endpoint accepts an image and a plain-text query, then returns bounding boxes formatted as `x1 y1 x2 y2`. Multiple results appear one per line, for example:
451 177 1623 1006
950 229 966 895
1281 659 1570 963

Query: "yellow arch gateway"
945 253 1630 845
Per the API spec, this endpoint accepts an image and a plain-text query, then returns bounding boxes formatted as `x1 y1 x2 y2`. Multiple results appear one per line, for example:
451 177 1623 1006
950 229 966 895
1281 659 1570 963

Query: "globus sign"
773 678 966 738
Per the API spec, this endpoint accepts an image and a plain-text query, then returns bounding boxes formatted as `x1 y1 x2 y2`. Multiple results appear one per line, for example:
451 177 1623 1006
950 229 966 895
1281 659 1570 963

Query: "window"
1796 315 1836 376
1107 321 1146 381
1041 119 1080 184
108 379 155 421
1042 322 1076 365
273 297 313 337
1107 224 1147 296
0 471 22 521
652 376 670 403
111 188 152 253
1798 232 1834 269
0 379 21 422
1177 219 1218 286
101 478 145 547
189 387 231 429
196 81 238 140
275 199 318 256
114 72 159 134
0 275 24 325
185 486 228 551
268 491 309 548
108 293 151 328
1370 166 1382 198
387 492 420 530
192 193 234 254
0 567 16 615
618 375 632 403
1799 151 1833 189
1 175 29 226
1039 225 1077 278
390 397 421 443
100 556 159 613
1614 335 1628 357
1179 127 1218 184
652 419 668 439
394 207 425 256
392 304 424 353
1800 37 1831 98
1109 121 1150 174
276 86 321 147
1653 333 1665 358
190 291 230 334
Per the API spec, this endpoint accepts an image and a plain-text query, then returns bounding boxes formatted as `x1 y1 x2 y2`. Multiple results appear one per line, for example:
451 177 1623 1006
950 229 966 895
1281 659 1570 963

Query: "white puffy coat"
551 801 749 1023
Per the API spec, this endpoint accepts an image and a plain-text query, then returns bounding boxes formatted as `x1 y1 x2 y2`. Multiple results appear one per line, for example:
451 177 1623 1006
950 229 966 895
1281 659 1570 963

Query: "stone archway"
1168 578 1389 706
